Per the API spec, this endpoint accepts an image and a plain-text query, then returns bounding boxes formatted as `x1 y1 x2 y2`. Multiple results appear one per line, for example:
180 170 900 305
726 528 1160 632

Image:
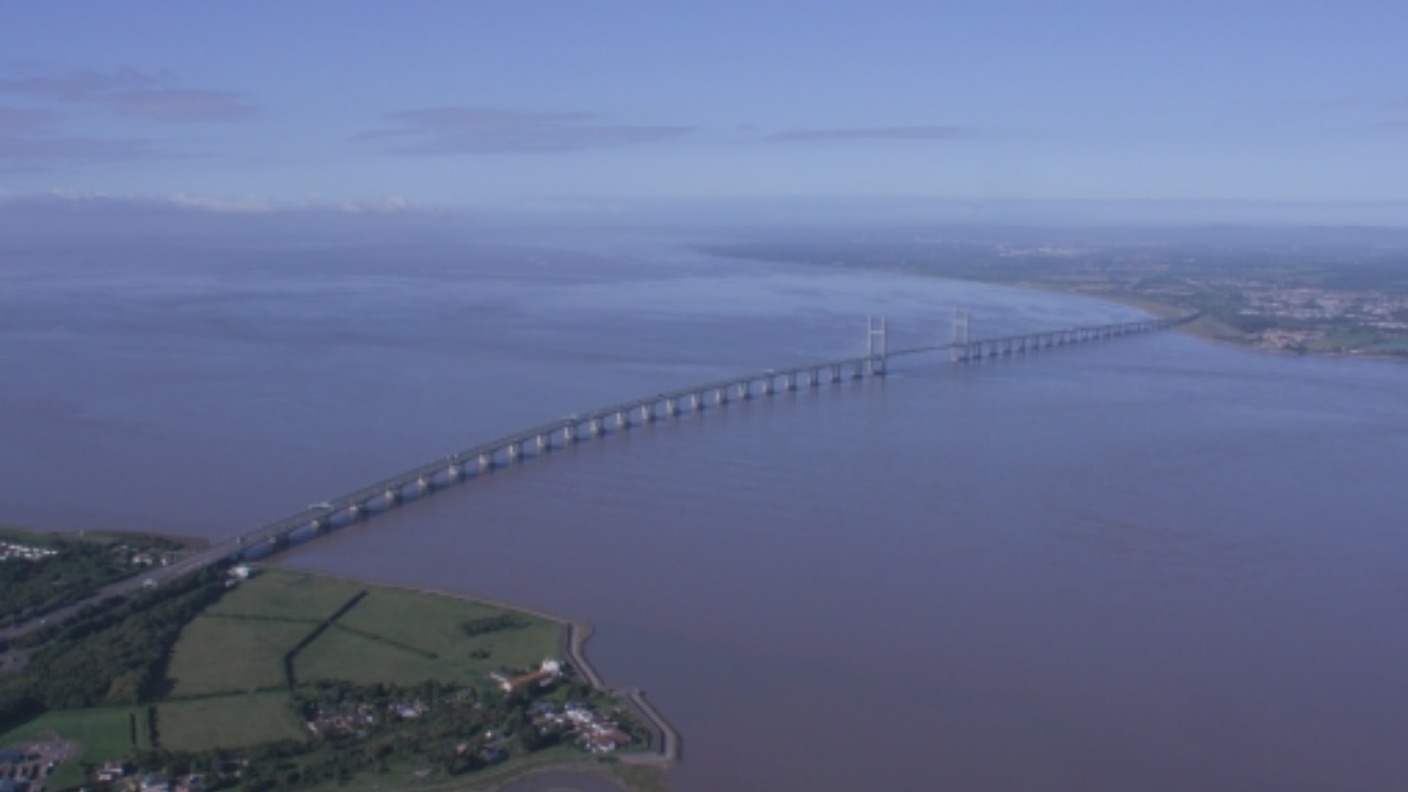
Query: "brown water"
3 235 1406 791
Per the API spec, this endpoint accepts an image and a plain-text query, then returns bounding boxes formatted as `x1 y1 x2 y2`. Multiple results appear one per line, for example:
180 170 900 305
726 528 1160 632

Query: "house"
493 658 563 693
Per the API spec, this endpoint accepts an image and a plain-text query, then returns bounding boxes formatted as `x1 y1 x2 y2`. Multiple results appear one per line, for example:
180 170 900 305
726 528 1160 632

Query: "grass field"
15 568 574 790
167 570 560 696
158 692 303 751
204 569 366 621
0 706 152 789
166 616 316 696
300 586 561 687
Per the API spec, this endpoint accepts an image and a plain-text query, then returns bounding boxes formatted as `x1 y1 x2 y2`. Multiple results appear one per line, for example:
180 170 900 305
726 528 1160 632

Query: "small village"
0 538 180 568
0 657 639 792
0 543 57 564
0 740 72 792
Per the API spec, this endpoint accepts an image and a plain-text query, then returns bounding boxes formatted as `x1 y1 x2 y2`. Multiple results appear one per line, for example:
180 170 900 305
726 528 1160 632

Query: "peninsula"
0 533 672 792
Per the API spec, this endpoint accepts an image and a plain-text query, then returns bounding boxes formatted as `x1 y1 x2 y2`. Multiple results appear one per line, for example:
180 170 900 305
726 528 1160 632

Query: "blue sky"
2 1 1405 221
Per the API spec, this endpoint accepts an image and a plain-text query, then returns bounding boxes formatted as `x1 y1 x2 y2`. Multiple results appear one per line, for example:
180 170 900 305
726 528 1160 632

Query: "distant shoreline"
712 248 1408 363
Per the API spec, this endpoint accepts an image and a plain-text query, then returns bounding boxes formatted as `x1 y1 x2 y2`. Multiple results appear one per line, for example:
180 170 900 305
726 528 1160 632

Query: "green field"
164 570 561 696
166 616 316 696
304 586 562 687
157 691 304 751
204 570 366 622
0 706 153 790
10 568 594 791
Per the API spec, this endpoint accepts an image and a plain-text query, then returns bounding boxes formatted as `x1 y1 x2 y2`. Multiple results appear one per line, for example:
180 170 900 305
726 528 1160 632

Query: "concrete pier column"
715 388 728 405
762 379 774 396
563 424 576 444
508 442 522 462
640 404 653 422
691 393 703 411
310 519 326 534
478 453 492 470
739 382 751 400
590 418 603 436
666 397 678 416
445 465 461 482
348 504 363 520
384 489 399 507
616 410 628 429
416 477 429 493
536 433 550 452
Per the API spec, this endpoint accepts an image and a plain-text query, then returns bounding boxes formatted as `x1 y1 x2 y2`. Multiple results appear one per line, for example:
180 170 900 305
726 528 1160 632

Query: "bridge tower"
951 310 972 362
867 315 888 375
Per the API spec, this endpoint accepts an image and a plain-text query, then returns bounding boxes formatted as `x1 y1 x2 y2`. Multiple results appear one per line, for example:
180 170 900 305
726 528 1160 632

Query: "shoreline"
270 565 680 768
716 253 1408 363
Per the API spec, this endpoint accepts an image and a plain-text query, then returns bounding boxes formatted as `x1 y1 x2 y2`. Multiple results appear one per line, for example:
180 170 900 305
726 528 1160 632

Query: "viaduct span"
134 310 1194 585
222 311 1188 564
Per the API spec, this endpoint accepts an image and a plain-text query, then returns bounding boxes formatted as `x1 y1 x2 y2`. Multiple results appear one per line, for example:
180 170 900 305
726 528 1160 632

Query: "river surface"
2 231 1406 791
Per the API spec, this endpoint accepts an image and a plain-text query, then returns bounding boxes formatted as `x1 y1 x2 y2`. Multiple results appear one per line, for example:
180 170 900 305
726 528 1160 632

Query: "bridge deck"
223 311 1197 556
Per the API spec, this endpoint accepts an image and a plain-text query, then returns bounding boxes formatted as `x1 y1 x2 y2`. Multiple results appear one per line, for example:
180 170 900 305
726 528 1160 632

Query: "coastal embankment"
563 622 680 765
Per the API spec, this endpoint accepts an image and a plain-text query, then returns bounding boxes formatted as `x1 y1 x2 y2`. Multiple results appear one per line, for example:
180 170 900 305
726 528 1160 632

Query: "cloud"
107 89 253 121
0 68 163 100
0 107 55 137
363 107 692 154
0 105 150 163
0 190 422 217
763 125 969 143
0 67 253 122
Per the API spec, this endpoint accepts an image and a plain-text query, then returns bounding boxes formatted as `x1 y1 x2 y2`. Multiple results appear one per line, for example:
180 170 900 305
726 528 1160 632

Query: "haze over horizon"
2 2 1406 227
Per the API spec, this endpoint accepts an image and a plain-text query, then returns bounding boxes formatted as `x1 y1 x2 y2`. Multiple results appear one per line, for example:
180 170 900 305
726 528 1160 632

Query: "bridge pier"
192 312 1196 576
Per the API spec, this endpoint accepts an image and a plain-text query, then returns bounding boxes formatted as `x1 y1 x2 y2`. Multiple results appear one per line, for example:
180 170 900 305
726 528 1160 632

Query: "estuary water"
2 231 1406 791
